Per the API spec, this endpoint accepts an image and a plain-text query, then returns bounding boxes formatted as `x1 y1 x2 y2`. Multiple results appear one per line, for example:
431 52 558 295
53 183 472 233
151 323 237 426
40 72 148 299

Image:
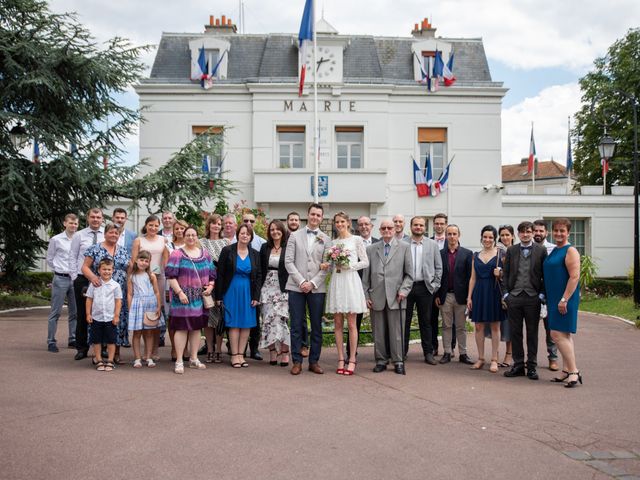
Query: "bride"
321 211 369 376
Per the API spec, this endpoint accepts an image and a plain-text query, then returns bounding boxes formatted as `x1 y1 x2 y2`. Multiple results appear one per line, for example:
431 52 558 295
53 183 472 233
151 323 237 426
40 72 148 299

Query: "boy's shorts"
90 322 117 345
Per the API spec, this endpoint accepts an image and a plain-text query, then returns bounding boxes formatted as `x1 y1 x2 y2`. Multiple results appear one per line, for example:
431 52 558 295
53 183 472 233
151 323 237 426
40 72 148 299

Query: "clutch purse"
143 311 160 328
202 293 215 309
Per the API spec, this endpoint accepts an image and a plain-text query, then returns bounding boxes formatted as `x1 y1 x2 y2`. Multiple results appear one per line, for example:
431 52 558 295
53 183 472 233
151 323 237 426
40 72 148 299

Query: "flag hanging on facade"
192 45 212 89
32 139 40 164
202 154 210 174
210 50 228 78
528 125 536 174
434 158 452 195
443 52 456 86
425 152 433 189
298 0 314 96
432 50 444 91
412 159 429 197
566 118 572 173
70 143 78 156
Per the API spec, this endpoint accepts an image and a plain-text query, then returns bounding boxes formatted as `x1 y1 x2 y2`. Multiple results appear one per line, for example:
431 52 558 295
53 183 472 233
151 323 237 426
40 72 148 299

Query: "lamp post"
9 122 28 149
598 133 616 195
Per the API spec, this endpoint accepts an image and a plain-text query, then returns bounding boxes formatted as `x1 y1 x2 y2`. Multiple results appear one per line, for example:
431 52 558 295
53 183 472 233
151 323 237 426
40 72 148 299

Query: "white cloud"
502 83 582 165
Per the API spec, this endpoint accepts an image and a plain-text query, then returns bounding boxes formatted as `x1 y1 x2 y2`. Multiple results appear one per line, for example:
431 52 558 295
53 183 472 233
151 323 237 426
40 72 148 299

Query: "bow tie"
521 245 532 251
307 229 318 236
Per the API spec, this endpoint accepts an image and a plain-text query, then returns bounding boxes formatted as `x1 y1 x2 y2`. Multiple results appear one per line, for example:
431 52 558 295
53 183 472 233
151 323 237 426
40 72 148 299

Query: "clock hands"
316 57 329 72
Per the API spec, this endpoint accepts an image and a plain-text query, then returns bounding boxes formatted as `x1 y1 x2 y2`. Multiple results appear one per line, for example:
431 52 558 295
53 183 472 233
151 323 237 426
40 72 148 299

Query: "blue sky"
48 0 640 166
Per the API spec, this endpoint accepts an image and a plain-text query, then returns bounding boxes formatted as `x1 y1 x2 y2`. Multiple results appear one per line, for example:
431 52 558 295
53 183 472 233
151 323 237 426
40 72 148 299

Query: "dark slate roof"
146 32 500 87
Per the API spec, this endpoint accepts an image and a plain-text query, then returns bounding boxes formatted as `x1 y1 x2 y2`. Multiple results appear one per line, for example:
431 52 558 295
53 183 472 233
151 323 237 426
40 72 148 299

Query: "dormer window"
189 38 230 82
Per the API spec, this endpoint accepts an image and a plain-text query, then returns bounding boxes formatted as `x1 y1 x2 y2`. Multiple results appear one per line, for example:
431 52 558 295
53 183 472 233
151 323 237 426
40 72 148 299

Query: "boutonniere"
315 236 324 244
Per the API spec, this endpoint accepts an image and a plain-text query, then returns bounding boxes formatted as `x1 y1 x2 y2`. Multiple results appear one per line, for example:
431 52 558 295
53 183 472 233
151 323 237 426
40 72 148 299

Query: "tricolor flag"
33 139 40 164
192 45 212 89
443 52 456 86
425 152 433 188
528 125 536 174
412 159 429 197
202 154 210 174
434 159 452 195
601 157 609 177
210 50 228 79
432 50 444 91
298 0 314 96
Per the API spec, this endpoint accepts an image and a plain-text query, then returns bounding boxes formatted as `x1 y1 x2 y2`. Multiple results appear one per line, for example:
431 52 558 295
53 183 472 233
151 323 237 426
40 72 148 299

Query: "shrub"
587 278 632 297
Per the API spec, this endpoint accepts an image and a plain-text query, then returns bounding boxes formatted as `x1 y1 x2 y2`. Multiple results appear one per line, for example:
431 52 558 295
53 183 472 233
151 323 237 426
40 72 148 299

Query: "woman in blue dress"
467 225 504 373
543 218 581 388
215 223 262 368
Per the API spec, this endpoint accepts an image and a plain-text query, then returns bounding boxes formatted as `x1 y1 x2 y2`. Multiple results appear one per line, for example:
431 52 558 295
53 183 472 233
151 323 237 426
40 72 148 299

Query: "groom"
285 203 330 375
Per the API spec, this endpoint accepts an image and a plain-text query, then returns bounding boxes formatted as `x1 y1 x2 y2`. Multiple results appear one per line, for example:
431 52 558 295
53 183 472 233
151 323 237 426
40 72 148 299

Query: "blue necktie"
384 243 390 257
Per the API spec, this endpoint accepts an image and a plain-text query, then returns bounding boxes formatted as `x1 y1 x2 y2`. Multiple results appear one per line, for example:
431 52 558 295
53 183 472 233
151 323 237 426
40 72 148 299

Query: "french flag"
192 45 212 89
601 158 609 177
443 52 456 86
298 0 314 96
528 125 536 174
413 159 429 197
434 160 451 195
33 139 40 164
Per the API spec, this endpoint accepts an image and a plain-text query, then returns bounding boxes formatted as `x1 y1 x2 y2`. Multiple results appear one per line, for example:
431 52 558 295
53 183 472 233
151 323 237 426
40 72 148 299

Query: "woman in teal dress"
543 218 581 388
215 224 262 368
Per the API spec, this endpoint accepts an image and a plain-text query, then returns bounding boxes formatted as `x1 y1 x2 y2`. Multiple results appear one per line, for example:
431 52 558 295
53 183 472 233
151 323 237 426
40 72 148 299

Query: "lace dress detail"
325 236 369 314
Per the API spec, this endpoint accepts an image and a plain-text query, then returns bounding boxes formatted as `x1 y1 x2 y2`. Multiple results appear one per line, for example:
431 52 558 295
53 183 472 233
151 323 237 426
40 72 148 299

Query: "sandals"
551 370 570 383
280 351 289 367
343 361 357 376
213 352 223 364
336 359 345 375
206 352 215 363
189 359 206 370
104 362 114 372
96 361 106 371
231 353 242 368
564 371 583 388
133 358 142 369
146 358 156 368
269 348 278 366
499 354 512 368
470 360 485 370
174 361 184 374
489 360 499 373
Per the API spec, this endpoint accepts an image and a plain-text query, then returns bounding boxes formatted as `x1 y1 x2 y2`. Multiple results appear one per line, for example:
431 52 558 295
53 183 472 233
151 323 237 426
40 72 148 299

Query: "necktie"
91 231 98 245
384 243 390 257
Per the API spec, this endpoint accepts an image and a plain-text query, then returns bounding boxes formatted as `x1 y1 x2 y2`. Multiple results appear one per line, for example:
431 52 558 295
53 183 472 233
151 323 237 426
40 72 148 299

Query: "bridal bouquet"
325 243 351 273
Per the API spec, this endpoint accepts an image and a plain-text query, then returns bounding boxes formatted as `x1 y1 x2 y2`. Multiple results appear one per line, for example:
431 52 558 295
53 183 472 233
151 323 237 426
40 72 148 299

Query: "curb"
0 305 52 315
579 309 637 327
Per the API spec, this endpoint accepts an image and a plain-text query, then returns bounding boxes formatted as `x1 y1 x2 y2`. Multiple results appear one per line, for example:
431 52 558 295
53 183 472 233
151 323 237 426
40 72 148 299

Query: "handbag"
495 249 508 311
183 248 214 309
143 311 160 328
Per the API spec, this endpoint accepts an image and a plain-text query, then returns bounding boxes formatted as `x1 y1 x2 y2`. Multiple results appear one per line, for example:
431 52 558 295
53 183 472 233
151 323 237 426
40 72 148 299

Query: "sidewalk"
1 309 638 480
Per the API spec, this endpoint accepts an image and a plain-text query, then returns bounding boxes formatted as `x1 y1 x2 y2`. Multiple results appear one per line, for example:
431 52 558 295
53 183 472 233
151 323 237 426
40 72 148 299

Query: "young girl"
127 250 163 368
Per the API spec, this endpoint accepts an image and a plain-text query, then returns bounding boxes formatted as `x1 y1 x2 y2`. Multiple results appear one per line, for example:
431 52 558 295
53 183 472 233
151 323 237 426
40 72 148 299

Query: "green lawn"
580 295 640 327
0 293 50 310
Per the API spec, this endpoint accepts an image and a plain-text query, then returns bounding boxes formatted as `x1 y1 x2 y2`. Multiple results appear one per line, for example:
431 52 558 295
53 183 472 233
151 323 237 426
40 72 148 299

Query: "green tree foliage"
573 28 640 190
0 0 236 277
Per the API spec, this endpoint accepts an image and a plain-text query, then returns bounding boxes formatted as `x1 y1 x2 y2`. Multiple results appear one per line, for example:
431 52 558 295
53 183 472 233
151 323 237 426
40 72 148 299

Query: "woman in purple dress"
165 226 216 374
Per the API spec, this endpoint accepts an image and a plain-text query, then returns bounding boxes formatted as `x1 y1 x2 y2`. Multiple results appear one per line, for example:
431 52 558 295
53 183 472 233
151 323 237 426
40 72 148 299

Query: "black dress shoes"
439 353 452 364
250 350 263 361
459 354 474 365
394 363 406 375
373 364 387 373
424 353 437 365
504 366 526 377
527 368 539 380
74 350 88 360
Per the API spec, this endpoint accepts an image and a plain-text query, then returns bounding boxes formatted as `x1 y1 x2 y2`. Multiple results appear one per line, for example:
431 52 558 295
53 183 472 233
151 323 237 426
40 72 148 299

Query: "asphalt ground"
1 309 638 480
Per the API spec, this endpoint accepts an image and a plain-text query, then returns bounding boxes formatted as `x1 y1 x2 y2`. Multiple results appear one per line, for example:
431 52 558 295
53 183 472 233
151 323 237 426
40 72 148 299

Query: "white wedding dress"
325 235 369 314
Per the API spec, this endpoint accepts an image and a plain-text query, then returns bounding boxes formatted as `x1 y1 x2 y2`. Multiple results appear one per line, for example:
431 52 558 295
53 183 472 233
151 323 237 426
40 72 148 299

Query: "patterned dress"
200 238 228 329
128 273 165 331
165 248 216 331
84 243 131 345
259 252 290 349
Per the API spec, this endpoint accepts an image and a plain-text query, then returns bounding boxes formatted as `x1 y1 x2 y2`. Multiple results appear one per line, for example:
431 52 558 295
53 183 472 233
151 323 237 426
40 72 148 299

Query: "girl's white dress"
325 236 369 314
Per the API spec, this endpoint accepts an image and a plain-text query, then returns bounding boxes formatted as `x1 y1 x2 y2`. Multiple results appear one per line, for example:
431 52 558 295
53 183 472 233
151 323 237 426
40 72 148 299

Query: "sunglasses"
380 226 394 231
244 219 256 224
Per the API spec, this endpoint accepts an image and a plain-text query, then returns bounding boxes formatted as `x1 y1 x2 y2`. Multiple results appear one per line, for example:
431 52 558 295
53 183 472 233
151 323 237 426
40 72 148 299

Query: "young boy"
85 258 122 371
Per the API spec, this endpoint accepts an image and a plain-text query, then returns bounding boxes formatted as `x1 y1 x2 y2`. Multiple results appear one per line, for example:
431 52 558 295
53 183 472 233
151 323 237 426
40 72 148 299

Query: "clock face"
304 46 339 80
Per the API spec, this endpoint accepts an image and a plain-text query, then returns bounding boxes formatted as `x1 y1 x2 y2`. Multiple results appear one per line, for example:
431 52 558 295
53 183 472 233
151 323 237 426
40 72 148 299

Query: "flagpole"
312 0 319 204
531 121 536 193
567 116 571 195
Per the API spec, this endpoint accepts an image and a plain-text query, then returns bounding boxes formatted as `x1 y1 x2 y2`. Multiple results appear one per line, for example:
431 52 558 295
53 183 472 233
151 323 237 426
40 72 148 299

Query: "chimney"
411 17 437 38
204 14 238 34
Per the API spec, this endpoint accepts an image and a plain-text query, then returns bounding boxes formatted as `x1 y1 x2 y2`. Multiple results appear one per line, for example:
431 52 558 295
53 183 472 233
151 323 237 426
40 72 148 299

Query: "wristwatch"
560 297 567 303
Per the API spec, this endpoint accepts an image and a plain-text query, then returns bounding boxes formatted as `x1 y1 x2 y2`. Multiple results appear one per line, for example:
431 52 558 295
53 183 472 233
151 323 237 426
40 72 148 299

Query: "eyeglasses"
499 224 512 229
380 226 394 231
244 219 256 224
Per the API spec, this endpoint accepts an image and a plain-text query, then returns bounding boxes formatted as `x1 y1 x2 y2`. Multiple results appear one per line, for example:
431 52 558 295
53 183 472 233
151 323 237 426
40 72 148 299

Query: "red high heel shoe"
336 359 345 375
343 361 357 376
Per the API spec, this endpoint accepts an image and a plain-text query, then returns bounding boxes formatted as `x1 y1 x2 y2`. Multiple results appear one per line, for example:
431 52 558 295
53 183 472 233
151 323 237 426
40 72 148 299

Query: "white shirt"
542 239 556 255
306 227 320 250
161 230 173 242
411 238 424 282
434 236 446 250
69 227 104 279
86 279 122 322
46 231 75 274
360 236 373 247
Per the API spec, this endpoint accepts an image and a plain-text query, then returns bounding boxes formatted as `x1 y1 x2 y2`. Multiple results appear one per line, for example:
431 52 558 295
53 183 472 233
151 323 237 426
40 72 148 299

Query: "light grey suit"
362 238 413 364
414 237 443 294
285 227 330 365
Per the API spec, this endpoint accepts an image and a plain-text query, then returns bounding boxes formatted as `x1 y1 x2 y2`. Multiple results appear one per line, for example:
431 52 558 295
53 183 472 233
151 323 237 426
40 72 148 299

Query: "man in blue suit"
112 208 136 256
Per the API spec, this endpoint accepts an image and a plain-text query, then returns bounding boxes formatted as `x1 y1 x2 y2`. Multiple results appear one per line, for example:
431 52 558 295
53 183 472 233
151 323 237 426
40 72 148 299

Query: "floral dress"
200 238 228 329
259 252 290 349
84 243 131 345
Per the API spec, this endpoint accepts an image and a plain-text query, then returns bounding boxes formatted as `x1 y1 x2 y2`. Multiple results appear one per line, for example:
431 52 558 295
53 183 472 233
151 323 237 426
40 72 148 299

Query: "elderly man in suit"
436 224 474 365
503 221 547 380
285 203 330 375
404 216 442 365
362 218 413 375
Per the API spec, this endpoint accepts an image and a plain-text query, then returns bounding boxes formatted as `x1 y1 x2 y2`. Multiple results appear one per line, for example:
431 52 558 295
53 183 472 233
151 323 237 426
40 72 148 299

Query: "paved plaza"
1 309 639 480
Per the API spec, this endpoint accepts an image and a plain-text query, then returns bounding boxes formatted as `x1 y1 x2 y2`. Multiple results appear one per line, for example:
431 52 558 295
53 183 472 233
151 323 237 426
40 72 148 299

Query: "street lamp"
9 122 28 149
598 134 616 195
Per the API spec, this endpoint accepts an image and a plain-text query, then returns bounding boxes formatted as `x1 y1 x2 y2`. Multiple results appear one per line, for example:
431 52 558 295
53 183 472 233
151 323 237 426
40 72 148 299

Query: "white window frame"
545 218 589 256
336 130 363 169
278 131 305 169
192 127 224 176
418 141 446 180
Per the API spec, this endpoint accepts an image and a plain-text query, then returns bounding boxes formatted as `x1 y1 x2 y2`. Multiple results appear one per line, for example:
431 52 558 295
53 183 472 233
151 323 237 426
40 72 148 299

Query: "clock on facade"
304 46 342 82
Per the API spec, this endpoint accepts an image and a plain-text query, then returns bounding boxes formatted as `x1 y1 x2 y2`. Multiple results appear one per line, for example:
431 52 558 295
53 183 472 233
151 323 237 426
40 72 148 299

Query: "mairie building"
135 15 635 277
